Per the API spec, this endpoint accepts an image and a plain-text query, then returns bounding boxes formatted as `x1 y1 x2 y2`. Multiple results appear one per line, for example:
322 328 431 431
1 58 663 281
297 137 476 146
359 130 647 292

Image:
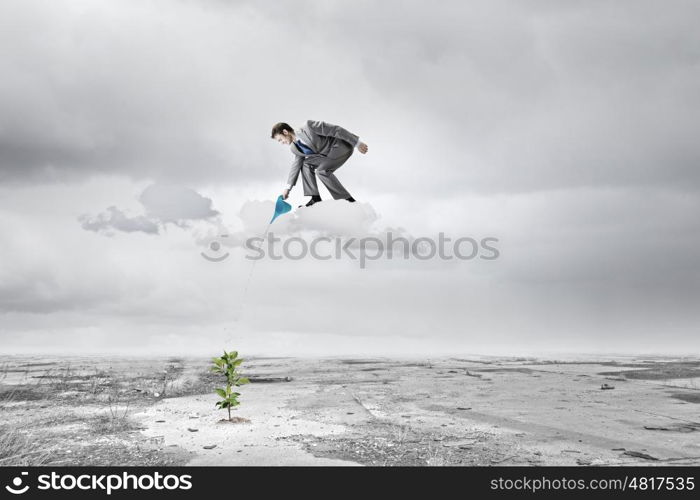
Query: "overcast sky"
1 0 699 357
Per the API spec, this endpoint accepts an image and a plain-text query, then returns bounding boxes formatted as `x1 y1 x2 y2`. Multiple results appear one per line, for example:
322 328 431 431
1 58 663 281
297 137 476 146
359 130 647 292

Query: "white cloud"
139 184 219 226
79 206 159 235
78 183 220 235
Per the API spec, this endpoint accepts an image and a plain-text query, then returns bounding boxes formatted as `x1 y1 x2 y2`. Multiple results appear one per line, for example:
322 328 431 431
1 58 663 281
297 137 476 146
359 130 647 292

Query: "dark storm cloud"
295 0 700 193
1 0 699 194
0 0 270 185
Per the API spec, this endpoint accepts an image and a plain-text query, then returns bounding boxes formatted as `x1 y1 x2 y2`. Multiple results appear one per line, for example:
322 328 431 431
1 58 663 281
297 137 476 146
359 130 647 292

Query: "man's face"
274 130 294 145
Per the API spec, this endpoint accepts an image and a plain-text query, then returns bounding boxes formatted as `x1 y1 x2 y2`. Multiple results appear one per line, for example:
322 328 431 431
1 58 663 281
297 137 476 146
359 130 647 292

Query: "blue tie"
295 139 315 155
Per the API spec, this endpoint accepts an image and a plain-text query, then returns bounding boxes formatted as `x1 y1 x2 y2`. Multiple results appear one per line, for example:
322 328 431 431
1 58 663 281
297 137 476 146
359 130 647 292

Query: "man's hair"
271 122 294 138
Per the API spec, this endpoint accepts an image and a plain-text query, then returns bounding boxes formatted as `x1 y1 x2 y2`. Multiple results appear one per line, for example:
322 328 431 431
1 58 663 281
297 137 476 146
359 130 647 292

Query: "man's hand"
357 142 368 154
281 188 290 200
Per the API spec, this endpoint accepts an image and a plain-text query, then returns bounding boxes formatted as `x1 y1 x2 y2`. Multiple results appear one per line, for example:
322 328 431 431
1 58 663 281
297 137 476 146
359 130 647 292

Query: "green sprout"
210 350 250 421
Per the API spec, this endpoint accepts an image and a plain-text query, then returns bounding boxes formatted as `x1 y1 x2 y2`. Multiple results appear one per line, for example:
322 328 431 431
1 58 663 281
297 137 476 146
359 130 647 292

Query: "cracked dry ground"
3 355 700 466
276 357 700 466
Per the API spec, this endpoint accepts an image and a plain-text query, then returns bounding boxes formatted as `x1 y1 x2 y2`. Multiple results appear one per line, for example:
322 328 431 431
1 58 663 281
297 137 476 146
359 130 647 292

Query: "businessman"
271 120 369 207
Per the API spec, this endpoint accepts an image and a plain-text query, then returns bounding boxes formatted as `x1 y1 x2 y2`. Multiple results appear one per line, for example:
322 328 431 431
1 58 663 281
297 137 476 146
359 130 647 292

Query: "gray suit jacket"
286 120 360 190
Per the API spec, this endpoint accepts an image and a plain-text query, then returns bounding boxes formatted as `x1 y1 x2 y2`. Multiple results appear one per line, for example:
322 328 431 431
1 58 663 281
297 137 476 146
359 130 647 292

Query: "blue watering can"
270 195 292 224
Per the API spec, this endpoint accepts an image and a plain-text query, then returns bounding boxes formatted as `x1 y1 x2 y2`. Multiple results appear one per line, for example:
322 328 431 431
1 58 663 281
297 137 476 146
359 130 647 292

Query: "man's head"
271 122 295 145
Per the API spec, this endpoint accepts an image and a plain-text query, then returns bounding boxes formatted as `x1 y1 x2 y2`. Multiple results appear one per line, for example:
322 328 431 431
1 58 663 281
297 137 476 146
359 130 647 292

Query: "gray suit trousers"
300 140 354 199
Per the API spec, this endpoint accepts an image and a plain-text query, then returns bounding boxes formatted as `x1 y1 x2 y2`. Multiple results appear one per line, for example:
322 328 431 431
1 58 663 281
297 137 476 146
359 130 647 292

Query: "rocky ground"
1 355 699 466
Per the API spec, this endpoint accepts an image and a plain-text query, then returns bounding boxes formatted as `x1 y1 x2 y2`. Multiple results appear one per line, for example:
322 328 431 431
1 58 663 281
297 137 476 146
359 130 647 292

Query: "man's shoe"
299 195 322 208
346 196 356 203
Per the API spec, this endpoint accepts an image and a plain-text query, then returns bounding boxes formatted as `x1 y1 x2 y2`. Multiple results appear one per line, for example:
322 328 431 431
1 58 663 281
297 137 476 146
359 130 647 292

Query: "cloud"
2 1 700 355
240 198 380 235
139 184 219 226
196 198 413 249
3 178 700 356
79 206 159 235
2 0 696 197
79 183 220 235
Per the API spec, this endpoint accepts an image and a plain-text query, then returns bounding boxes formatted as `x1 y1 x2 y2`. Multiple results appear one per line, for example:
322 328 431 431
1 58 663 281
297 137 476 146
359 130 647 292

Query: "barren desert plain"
1 355 699 466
